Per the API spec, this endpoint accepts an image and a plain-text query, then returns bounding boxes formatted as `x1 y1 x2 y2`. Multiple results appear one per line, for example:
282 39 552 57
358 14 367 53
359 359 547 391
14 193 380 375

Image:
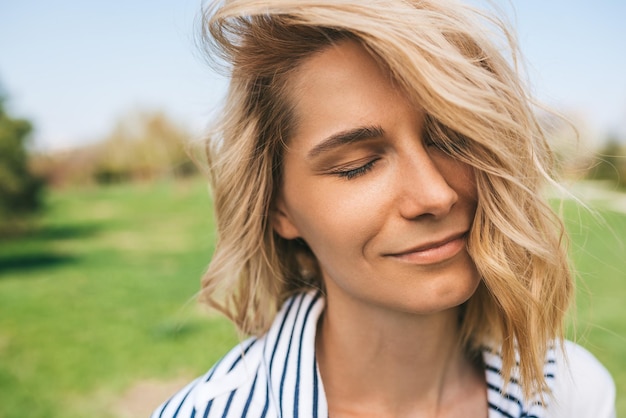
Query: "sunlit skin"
272 41 487 417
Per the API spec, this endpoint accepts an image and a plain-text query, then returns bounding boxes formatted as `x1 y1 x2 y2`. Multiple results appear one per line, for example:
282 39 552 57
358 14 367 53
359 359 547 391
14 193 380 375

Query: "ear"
271 197 301 240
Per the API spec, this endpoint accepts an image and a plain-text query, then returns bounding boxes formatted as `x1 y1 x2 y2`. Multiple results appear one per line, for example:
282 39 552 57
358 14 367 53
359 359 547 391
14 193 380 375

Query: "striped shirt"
152 290 615 418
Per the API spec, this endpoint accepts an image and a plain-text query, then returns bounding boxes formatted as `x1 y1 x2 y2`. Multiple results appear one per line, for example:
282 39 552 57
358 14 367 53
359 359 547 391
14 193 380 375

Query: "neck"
316 291 482 417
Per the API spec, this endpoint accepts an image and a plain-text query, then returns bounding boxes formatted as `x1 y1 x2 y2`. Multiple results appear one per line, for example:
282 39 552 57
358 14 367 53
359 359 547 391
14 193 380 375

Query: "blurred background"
1 1 624 417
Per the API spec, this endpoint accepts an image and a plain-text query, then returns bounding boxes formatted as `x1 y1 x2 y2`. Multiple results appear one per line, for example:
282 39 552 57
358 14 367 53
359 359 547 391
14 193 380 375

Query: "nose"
396 150 458 220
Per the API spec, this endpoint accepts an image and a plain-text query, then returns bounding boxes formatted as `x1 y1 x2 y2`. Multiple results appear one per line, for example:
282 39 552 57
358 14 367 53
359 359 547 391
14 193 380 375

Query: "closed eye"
332 158 379 180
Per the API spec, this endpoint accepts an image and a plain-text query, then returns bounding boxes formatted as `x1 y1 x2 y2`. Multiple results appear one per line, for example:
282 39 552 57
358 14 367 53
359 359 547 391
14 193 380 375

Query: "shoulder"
150 336 268 418
151 290 326 418
547 340 616 418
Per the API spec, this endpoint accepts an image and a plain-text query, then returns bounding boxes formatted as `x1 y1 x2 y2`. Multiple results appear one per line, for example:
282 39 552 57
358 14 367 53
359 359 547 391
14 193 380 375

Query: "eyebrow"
306 125 385 159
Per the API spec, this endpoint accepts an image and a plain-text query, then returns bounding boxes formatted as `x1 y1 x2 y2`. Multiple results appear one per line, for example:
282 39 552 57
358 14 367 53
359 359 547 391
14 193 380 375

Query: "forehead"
289 39 399 107
285 40 415 148
292 40 389 85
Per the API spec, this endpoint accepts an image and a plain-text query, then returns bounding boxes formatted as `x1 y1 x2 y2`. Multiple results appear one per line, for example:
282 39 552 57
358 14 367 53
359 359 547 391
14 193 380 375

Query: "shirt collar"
261 290 554 418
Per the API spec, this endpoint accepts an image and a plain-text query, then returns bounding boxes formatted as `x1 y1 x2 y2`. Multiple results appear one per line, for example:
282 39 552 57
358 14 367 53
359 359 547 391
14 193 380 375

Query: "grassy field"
0 180 240 418
0 178 624 417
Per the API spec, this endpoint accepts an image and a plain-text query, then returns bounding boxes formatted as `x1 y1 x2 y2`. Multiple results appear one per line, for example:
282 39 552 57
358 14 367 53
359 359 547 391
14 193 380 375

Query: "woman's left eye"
332 159 379 180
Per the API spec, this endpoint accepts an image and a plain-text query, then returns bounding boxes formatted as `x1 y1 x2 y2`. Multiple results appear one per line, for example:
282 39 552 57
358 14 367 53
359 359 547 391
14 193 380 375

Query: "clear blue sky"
1 0 625 150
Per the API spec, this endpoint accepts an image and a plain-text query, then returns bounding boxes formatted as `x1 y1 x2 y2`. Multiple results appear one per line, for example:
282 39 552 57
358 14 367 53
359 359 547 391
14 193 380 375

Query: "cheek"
287 187 373 245
436 157 477 202
282 177 388 261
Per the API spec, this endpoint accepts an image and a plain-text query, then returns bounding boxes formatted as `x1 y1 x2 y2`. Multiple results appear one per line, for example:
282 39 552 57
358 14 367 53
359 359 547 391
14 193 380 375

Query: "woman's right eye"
331 158 380 180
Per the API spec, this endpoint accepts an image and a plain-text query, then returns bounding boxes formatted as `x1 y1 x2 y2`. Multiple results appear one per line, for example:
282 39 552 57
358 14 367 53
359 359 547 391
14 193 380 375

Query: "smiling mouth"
387 232 468 265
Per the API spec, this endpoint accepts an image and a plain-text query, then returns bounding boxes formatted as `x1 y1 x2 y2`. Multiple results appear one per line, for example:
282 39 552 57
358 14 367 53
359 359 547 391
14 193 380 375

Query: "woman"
153 0 615 417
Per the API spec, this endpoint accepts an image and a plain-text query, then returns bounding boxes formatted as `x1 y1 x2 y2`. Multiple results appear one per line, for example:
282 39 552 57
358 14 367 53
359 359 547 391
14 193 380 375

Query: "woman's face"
272 41 480 315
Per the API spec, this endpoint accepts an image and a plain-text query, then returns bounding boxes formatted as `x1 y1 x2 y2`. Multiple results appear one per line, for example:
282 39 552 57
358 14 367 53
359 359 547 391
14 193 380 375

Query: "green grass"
560 201 626 413
0 179 239 418
0 179 624 417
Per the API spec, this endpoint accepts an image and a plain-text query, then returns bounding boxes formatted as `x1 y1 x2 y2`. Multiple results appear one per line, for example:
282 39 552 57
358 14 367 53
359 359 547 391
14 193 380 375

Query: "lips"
386 232 468 265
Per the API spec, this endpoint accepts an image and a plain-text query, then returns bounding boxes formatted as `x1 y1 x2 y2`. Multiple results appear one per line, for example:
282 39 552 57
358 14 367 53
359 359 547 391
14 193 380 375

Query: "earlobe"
271 202 301 240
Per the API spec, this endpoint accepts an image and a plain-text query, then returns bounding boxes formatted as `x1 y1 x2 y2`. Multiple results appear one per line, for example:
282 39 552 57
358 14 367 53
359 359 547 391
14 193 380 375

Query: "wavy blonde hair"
198 0 573 400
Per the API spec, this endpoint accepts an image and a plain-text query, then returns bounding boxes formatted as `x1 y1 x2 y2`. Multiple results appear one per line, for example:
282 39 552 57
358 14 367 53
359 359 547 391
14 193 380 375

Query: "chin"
404 270 481 315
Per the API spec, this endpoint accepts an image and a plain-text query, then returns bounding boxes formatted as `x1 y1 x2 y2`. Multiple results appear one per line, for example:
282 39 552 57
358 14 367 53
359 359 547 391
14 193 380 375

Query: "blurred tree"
587 137 626 188
536 109 597 181
94 110 196 184
0 94 44 231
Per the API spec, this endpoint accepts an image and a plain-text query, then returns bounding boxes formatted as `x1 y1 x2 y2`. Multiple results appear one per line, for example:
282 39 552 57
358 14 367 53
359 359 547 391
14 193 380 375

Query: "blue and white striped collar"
155 290 556 417
259 290 555 418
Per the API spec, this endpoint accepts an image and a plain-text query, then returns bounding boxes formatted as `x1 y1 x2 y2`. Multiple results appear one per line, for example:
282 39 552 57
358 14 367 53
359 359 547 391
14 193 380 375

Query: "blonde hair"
198 0 573 400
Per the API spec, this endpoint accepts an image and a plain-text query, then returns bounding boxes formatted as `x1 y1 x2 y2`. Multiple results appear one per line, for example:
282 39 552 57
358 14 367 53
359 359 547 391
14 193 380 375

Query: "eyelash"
333 159 379 180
